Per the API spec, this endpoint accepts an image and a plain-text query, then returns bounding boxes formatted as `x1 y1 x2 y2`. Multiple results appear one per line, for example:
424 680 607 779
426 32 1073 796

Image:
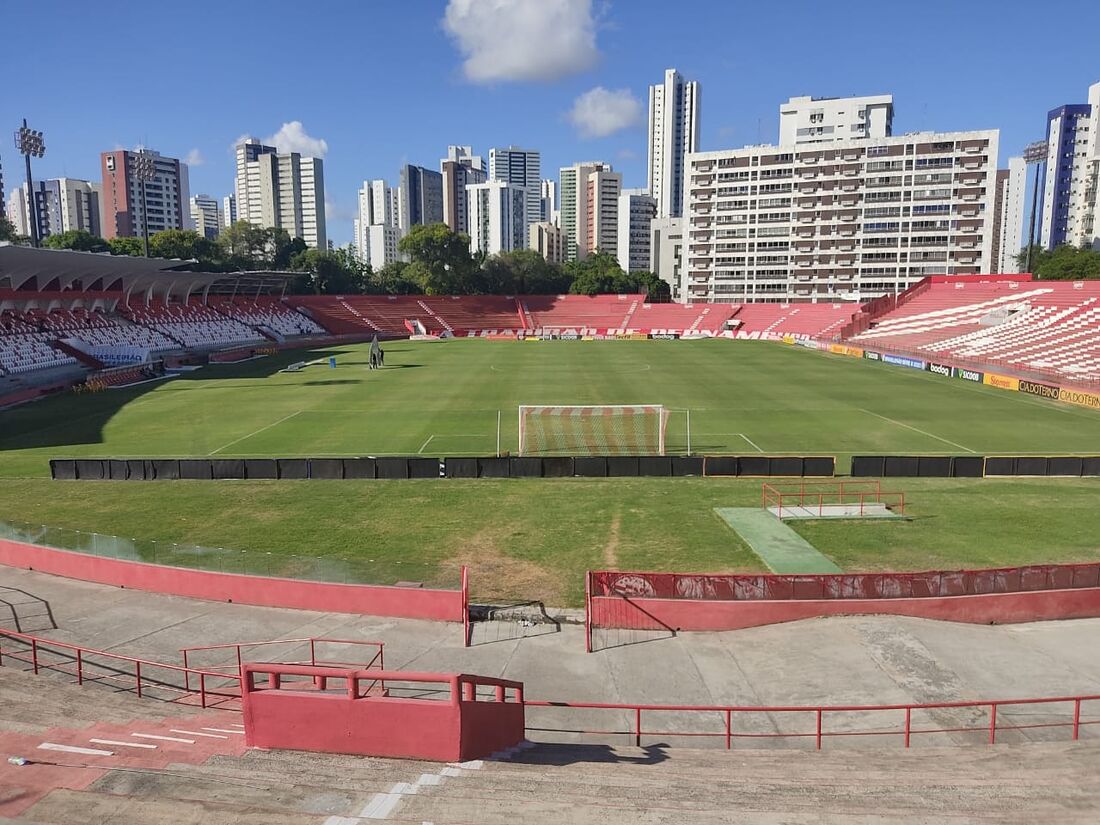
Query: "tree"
398 223 477 294
288 248 364 294
565 251 624 295
0 213 28 244
271 229 308 271
368 260 420 294
630 270 672 301
42 229 109 253
480 249 571 294
218 221 271 268
107 237 144 256
1015 243 1100 280
148 228 219 263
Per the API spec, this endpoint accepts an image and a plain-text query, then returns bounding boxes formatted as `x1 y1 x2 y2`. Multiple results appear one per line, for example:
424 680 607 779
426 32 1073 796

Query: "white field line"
39 742 113 756
859 408 976 453
170 728 228 739
417 435 435 454
89 738 157 749
202 727 244 735
132 733 194 743
207 410 303 455
738 433 764 453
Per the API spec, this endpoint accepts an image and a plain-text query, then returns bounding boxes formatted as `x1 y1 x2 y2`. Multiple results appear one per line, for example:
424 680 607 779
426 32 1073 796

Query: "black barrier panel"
444 457 478 479
573 456 607 477
376 457 411 479
1016 456 1049 477
951 456 984 478
179 459 213 480
883 456 920 477
606 456 640 477
1083 457 1100 477
769 457 804 477
128 460 149 481
918 456 952 478
1048 456 1083 477
343 458 376 479
705 456 738 477
510 457 543 478
984 456 1016 476
108 460 129 481
211 459 245 480
851 456 886 477
311 458 344 480
803 457 835 478
151 459 181 480
75 459 106 480
477 458 510 478
739 456 771 477
50 460 77 480
408 458 440 479
671 456 705 477
542 457 574 478
245 459 278 479
276 459 309 480
638 456 672 477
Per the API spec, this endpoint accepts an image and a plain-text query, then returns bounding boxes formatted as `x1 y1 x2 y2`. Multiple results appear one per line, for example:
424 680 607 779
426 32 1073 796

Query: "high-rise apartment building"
440 146 486 235
530 221 565 264
991 157 1026 273
398 165 444 231
683 129 999 302
558 161 620 261
355 179 402 270
233 137 326 248
1039 81 1100 250
466 180 527 255
100 149 190 240
488 146 541 241
650 217 685 301
647 69 700 219
616 189 657 272
779 95 893 145
540 179 558 224
189 194 222 240
9 178 103 239
222 194 237 228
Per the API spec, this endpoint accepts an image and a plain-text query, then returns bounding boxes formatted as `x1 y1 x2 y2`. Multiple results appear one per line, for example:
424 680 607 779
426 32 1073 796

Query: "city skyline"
4 0 1099 249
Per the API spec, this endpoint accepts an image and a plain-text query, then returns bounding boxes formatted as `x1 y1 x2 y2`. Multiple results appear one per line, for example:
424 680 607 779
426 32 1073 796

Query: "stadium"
3 242 1100 821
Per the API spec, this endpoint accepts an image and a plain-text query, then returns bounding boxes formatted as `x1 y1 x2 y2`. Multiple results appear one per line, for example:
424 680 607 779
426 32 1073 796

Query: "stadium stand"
523 294 645 330
289 295 430 335
417 295 525 332
733 302 860 338
211 297 325 337
119 300 266 349
622 302 740 333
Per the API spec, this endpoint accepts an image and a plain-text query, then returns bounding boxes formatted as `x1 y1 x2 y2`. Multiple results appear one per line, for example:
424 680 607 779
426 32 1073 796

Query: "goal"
517 405 669 456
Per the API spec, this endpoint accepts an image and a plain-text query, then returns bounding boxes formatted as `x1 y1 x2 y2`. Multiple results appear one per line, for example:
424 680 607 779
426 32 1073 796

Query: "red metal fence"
761 480 906 518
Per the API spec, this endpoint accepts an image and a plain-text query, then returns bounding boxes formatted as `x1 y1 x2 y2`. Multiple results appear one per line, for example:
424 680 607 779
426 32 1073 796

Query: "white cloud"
443 0 599 83
184 148 204 166
568 87 642 138
263 121 329 158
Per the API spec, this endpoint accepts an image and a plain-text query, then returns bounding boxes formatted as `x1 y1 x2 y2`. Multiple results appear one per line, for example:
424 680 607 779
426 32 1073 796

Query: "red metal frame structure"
761 480 906 518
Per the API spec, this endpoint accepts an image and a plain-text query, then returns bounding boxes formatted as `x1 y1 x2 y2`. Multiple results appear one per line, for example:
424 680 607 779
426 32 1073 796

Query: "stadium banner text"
1018 380 1061 400
952 366 984 382
1058 388 1100 409
928 362 952 378
881 353 927 370
983 372 1020 391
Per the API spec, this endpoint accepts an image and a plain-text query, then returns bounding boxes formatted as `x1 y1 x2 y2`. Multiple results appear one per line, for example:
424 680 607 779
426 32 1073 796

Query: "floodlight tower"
14 119 45 248
1022 141 1048 276
131 150 158 257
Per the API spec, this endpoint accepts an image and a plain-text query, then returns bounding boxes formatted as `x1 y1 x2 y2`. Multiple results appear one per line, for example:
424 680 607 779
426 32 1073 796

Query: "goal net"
518 405 669 456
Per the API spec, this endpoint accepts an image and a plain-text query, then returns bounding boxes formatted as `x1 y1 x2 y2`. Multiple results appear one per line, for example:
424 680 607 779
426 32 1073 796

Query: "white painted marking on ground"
228 723 245 728
39 743 113 756
859 408 976 452
417 434 435 454
417 773 443 786
170 728 228 739
89 738 157 749
450 759 484 770
358 792 403 819
323 817 362 825
208 410 303 455
132 733 194 743
738 432 764 453
201 727 244 735
390 782 418 795
440 766 463 777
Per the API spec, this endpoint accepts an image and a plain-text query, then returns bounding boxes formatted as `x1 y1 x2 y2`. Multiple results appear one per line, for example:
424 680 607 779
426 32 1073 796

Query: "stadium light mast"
1022 141 1048 277
14 119 45 248
131 150 157 257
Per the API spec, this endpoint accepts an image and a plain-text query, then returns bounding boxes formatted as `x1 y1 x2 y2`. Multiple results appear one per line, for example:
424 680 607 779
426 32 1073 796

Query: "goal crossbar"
518 405 668 456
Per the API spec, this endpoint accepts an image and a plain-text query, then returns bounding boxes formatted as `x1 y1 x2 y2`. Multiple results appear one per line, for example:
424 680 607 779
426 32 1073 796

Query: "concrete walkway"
713 507 842 573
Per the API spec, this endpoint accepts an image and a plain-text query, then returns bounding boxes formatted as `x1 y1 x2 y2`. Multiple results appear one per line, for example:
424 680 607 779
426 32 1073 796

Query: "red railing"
523 694 1100 749
762 480 906 518
0 628 239 709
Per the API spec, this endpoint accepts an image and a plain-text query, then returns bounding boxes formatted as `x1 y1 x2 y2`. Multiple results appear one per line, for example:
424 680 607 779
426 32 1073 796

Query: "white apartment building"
616 189 656 272
683 129 1000 302
558 162 621 261
467 180 526 256
530 221 565 264
8 178 102 239
222 194 237 228
355 179 402 270
441 146 486 235
1040 81 1100 250
992 157 1026 273
540 179 558 224
650 217 685 300
647 68 700 219
488 146 540 241
233 137 327 248
189 194 221 240
779 95 893 145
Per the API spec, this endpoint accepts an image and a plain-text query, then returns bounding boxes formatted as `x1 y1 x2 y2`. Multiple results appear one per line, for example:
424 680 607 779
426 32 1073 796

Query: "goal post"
518 405 669 456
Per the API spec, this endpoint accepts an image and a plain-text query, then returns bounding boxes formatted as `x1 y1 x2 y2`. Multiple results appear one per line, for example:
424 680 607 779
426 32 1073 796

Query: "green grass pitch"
1 339 1098 605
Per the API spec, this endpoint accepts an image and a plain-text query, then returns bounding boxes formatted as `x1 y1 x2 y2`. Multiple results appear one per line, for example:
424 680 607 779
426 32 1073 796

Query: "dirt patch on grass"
604 511 621 569
440 527 564 606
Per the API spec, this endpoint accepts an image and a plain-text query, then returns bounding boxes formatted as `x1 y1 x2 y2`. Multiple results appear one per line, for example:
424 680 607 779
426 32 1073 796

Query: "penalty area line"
417 434 435 454
208 410 303 455
858 408 976 453
738 433 764 453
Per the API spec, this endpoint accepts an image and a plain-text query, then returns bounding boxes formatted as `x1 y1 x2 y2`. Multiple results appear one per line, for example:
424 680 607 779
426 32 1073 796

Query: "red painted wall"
590 586 1100 632
0 539 463 623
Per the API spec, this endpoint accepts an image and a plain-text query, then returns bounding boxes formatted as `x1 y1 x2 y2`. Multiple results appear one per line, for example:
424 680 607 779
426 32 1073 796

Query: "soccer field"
1 338 1099 605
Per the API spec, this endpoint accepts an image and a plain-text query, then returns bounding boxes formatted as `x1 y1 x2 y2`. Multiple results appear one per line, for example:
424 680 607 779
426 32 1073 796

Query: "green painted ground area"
713 507 843 574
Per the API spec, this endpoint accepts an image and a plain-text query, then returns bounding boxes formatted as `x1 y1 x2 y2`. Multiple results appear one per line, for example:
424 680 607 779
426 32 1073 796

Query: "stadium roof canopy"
0 244 297 303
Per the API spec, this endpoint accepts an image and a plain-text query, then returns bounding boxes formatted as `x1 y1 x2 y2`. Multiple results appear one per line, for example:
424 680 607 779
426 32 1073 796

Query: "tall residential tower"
647 69 700 219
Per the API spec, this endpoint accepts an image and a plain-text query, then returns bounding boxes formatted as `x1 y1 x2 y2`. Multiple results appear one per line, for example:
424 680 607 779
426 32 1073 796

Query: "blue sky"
3 0 1099 247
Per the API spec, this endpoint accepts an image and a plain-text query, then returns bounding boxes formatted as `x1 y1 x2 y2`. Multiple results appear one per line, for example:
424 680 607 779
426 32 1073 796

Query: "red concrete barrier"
0 539 464 623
